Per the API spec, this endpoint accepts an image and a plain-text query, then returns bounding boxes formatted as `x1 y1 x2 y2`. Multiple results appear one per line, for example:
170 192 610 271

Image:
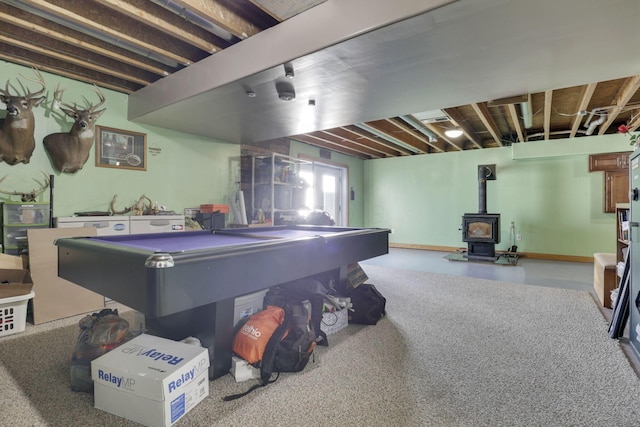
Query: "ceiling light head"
444 129 463 138
278 91 295 101
284 63 294 79
246 90 256 98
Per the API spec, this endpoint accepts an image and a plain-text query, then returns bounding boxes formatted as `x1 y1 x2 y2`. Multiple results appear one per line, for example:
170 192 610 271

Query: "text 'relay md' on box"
91 333 210 427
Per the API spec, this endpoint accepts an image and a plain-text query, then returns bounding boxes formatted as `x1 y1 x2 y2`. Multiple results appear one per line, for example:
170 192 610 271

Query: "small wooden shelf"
616 203 630 282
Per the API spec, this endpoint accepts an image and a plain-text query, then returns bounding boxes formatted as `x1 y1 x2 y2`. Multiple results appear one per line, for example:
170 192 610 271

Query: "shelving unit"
616 203 630 270
627 150 640 357
251 153 311 226
2 202 50 255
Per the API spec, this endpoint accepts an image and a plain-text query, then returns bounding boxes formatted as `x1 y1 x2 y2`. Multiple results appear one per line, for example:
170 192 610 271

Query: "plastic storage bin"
2 202 50 254
0 291 35 337
2 203 50 225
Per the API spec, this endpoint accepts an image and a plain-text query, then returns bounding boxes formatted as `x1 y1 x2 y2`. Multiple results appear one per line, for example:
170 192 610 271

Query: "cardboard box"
0 269 33 299
230 355 261 382
346 263 368 289
200 204 229 214
28 227 104 324
0 253 24 270
233 289 268 326
92 334 210 427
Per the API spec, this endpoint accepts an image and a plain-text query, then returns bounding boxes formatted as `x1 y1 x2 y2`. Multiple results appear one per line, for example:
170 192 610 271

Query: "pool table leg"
145 297 235 380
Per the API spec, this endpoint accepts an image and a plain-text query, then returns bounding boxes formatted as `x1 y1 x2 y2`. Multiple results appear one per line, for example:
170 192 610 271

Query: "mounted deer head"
0 172 50 202
0 68 46 165
43 84 106 173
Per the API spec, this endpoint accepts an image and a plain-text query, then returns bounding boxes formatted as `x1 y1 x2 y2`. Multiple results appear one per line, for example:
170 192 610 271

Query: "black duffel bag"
348 283 386 325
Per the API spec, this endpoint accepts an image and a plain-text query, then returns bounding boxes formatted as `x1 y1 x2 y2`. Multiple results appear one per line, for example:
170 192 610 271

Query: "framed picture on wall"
95 125 147 171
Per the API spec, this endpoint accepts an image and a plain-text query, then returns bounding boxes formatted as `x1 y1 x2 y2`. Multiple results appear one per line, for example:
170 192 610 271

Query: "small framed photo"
95 125 147 171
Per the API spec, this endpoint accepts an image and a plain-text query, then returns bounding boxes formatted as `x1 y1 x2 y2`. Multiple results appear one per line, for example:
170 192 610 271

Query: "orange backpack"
232 305 285 364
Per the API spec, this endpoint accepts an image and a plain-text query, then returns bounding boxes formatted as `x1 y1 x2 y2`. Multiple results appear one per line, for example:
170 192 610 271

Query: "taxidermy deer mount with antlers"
0 172 50 202
44 84 106 173
0 68 46 165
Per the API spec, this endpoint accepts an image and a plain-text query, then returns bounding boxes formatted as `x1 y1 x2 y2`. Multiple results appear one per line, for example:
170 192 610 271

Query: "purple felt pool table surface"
90 227 341 253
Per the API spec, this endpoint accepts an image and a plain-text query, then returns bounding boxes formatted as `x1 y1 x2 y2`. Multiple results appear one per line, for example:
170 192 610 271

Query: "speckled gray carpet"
1 265 639 426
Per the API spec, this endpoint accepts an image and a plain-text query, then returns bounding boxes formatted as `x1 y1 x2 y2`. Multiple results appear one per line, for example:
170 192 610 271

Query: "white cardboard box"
230 355 261 382
233 289 268 326
91 334 210 427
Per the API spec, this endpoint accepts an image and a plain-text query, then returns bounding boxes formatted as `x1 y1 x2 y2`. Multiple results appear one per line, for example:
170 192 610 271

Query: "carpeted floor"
1 265 639 426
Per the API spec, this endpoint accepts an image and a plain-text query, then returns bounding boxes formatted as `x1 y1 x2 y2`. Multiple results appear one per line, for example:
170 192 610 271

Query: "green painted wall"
0 62 240 219
364 137 632 257
289 140 365 227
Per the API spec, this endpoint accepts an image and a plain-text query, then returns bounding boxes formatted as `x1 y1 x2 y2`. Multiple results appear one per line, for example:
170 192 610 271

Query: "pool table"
56 225 389 379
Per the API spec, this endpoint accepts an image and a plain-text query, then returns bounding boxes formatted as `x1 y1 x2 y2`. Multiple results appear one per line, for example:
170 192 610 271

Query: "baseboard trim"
388 243 594 263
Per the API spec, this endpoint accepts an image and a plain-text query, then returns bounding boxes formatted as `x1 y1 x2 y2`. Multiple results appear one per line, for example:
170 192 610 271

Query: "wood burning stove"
462 213 500 260
462 165 500 261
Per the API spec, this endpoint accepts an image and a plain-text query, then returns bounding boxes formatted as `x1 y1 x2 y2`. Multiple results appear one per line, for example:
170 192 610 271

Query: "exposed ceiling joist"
543 90 553 140
320 127 402 158
598 76 640 136
100 0 224 53
471 103 503 147
443 107 483 149
173 0 265 39
569 82 597 138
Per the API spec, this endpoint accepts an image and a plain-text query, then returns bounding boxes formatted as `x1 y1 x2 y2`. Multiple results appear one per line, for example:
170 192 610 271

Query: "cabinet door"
605 170 630 213
589 152 631 171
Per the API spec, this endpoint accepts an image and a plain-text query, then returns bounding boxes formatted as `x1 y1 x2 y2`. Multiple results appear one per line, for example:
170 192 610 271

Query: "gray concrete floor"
361 248 593 292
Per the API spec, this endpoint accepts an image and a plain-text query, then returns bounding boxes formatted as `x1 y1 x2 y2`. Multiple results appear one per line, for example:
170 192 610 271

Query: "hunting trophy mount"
44 85 106 173
0 68 46 165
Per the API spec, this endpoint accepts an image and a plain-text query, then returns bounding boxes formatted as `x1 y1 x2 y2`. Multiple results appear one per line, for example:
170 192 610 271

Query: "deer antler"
87 85 106 113
110 194 131 215
0 172 50 202
55 84 105 115
53 83 69 110
18 68 46 100
0 68 46 100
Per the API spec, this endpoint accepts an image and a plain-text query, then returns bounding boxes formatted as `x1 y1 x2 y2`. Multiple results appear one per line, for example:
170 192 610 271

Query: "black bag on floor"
348 283 386 325
224 296 318 401
70 308 134 392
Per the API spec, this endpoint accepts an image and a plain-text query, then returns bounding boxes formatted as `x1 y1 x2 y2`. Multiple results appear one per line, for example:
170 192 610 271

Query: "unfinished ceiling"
2 0 640 159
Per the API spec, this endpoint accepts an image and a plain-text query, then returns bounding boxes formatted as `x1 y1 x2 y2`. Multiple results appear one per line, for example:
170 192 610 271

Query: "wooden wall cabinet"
589 152 632 213
605 170 630 213
589 151 631 171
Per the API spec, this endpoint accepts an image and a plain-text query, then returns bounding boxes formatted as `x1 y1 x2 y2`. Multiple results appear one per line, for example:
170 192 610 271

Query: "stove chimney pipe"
478 167 487 214
477 164 496 214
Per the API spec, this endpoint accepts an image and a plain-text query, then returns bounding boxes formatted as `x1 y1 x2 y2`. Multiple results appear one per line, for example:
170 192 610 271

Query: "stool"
593 253 617 308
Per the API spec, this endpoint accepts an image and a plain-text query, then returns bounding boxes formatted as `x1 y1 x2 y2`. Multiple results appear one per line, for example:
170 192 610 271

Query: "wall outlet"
516 233 522 241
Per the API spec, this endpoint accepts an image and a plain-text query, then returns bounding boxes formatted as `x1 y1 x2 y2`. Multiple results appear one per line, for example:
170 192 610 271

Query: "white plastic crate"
0 291 34 337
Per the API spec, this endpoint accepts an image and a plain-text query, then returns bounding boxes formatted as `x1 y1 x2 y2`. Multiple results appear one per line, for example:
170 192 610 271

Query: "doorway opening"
298 162 348 226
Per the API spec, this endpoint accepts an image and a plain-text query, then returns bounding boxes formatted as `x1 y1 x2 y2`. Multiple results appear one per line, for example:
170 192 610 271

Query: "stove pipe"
478 166 488 214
